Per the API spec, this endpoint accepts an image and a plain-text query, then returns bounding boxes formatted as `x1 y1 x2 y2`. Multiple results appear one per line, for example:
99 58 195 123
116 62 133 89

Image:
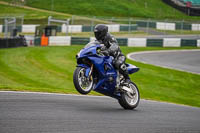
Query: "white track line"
127 49 200 75
0 91 199 108
0 91 108 98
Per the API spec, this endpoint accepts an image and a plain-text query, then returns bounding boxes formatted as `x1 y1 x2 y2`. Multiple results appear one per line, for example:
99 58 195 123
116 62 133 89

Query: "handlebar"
97 47 109 56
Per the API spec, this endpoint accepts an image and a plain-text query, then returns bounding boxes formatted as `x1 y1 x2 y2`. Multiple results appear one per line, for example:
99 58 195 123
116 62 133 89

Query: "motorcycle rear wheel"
73 67 93 95
118 82 140 110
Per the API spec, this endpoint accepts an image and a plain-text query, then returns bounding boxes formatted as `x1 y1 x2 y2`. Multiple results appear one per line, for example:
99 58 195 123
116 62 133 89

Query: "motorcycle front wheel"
73 67 94 95
118 82 140 110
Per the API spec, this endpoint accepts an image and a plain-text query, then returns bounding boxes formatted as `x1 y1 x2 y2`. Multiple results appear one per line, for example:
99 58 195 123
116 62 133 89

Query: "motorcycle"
73 41 140 110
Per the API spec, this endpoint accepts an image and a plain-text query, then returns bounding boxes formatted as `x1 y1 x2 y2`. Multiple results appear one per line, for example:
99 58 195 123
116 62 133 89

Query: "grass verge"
0 46 199 107
0 1 109 24
1 0 200 21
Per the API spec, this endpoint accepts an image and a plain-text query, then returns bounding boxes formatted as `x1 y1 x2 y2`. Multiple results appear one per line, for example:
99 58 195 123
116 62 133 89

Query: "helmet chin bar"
95 32 105 41
94 24 108 41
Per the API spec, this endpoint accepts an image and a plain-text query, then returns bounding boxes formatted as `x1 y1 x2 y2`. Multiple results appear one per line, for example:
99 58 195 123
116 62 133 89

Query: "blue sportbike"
73 41 140 109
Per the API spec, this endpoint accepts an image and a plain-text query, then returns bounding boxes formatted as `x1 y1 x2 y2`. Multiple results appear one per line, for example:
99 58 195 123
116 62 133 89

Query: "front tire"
118 82 140 110
73 67 93 95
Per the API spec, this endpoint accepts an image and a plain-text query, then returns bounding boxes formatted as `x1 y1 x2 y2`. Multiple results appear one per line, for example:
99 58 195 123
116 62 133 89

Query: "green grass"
0 3 70 24
0 2 109 25
0 46 200 107
1 0 200 21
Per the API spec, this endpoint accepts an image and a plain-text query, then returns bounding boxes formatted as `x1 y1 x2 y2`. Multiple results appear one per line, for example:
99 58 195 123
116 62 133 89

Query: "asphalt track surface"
127 50 200 74
0 91 200 133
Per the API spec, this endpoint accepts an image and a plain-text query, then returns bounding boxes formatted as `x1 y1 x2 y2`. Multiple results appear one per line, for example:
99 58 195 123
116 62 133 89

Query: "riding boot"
119 64 131 84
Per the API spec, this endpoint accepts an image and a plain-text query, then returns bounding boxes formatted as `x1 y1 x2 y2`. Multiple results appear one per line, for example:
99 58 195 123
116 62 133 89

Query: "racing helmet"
94 24 108 41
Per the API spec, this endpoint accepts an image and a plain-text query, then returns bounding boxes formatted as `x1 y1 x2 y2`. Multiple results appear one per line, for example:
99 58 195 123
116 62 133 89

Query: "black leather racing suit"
98 33 130 80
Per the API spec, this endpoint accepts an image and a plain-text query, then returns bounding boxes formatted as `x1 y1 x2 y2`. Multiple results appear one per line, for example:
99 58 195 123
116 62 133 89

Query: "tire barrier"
0 36 27 48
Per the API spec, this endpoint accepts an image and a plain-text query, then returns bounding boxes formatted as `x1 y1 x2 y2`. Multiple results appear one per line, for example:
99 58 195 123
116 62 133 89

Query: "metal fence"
0 15 24 38
69 15 200 36
0 15 200 38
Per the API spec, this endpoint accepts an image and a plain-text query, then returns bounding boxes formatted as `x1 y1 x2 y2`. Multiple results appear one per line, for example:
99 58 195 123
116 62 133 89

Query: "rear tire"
73 67 93 95
118 82 140 110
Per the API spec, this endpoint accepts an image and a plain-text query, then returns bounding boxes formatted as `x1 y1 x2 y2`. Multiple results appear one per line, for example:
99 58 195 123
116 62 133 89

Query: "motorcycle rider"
94 24 131 85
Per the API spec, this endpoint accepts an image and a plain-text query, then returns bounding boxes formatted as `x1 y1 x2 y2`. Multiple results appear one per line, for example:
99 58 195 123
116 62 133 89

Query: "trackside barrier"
120 25 137 31
197 40 200 47
116 38 128 46
32 36 199 47
71 37 90 45
163 38 181 47
181 39 197 47
136 21 156 28
34 37 41 46
192 24 200 31
136 21 200 31
0 25 2 33
107 25 120 32
62 25 82 33
22 25 38 33
147 39 163 47
156 22 176 31
8 24 138 33
4 23 200 33
82 26 94 32
128 38 146 47
0 37 27 48
24 35 35 46
2 22 200 34
49 36 71 46
175 22 191 30
81 25 137 32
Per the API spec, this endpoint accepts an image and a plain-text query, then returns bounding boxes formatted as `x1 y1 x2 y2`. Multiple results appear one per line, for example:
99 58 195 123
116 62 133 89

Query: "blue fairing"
78 45 99 58
76 42 139 99
126 64 140 74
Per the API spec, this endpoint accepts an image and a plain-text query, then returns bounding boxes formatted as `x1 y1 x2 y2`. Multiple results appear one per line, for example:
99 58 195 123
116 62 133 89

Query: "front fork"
88 64 93 80
116 70 121 89
77 64 93 80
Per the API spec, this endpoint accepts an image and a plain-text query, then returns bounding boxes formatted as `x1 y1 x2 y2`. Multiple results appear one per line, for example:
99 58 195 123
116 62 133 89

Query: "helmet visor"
94 31 102 41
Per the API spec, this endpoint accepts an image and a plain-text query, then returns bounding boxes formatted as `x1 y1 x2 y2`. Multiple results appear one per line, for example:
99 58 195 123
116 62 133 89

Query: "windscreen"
84 41 100 49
